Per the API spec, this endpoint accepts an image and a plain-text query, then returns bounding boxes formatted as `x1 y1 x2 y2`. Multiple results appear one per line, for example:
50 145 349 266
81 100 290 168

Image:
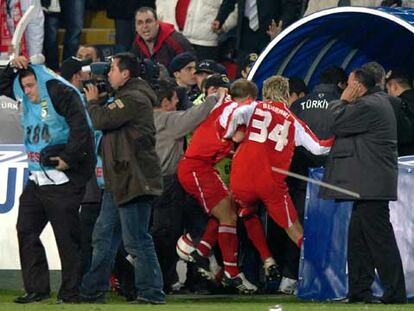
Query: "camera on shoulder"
81 62 111 94
139 58 161 91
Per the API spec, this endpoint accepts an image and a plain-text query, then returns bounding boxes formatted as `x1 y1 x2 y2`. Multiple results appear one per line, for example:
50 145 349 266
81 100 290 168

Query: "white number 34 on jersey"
249 108 291 152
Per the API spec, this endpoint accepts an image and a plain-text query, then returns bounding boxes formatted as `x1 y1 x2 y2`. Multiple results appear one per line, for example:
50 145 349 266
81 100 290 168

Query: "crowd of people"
2 1 412 71
0 0 414 306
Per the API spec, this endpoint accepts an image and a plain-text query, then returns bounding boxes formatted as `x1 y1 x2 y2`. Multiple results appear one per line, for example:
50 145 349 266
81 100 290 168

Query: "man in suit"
321 68 406 304
212 0 302 62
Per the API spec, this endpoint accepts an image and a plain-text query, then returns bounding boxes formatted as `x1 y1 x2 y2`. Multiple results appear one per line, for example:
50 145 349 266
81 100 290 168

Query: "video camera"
81 62 111 94
80 57 162 93
139 58 160 87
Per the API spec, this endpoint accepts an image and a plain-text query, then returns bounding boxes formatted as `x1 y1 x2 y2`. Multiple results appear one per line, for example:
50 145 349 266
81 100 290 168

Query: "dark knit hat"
168 52 196 74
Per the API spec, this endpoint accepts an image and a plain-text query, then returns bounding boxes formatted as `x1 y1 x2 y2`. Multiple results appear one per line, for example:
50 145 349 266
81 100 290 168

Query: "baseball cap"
204 74 231 89
241 53 258 71
60 56 92 81
195 59 218 74
215 63 227 75
168 52 197 75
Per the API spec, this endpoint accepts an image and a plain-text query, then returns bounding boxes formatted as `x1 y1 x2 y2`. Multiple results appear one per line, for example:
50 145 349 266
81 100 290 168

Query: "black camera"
82 79 111 94
82 62 111 76
81 61 112 94
139 58 161 90
82 62 111 94
40 144 65 167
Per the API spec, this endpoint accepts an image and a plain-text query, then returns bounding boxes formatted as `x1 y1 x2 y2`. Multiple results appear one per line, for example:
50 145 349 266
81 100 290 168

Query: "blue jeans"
44 0 85 70
80 191 165 302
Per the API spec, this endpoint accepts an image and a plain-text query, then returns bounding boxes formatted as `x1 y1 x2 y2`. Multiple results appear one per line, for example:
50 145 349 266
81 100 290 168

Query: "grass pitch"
0 290 413 311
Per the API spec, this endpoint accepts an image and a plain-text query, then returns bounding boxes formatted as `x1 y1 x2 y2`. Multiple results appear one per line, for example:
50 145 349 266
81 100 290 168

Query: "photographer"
80 52 165 304
0 55 95 304
60 56 92 90
60 56 104 276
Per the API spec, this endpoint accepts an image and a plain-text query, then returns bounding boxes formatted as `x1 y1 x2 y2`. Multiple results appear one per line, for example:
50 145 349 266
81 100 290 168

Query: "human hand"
83 83 99 102
12 56 29 69
232 130 246 143
50 156 69 170
340 82 365 103
216 87 228 102
211 20 222 32
266 20 283 41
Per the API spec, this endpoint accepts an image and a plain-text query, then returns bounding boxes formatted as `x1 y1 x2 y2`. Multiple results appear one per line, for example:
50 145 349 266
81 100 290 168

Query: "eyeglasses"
136 18 156 27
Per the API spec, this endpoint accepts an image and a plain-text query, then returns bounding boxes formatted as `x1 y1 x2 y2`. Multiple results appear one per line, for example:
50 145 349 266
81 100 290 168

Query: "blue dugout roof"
248 7 414 92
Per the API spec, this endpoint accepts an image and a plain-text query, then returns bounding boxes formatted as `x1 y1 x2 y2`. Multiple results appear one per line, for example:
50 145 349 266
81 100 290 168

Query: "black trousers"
150 175 209 291
348 200 406 303
16 180 85 300
79 202 101 275
238 18 269 60
192 45 219 62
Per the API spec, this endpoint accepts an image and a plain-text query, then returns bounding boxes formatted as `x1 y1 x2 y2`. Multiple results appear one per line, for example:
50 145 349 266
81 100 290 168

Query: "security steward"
0 55 94 304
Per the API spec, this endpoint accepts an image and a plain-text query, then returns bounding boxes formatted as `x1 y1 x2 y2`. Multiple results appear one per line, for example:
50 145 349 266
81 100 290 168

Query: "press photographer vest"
12 65 77 172
93 96 116 189
94 128 104 188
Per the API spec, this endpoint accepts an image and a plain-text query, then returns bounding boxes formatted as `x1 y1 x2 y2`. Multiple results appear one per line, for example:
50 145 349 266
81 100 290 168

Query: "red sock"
218 225 239 277
243 215 272 261
196 217 219 257
297 236 303 249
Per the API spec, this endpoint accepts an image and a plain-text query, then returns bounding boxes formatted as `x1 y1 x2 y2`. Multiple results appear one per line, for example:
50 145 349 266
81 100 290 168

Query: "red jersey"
227 101 334 183
184 99 252 165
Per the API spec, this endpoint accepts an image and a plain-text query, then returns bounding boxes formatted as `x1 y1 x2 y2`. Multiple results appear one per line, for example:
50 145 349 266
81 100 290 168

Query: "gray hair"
361 62 386 89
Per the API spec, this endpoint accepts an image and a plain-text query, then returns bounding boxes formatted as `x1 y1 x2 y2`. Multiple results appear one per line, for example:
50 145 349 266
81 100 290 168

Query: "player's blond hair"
262 75 290 104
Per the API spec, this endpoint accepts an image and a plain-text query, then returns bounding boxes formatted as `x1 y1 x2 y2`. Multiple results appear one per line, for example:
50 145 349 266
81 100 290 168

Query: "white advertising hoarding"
0 144 61 269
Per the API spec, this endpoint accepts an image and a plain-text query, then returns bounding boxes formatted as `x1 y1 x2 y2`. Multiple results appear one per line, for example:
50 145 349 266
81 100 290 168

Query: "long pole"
271 166 360 199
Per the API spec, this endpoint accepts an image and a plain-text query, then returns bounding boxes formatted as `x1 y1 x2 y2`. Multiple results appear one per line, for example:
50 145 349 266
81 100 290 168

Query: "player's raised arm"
293 116 334 155
223 103 257 140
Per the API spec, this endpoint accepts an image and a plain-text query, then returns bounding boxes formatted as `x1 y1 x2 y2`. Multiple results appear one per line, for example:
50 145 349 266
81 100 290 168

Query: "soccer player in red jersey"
225 76 334 263
177 79 259 293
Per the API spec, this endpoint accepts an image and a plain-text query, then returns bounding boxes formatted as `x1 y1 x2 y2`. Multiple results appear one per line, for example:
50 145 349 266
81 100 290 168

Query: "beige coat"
156 0 238 47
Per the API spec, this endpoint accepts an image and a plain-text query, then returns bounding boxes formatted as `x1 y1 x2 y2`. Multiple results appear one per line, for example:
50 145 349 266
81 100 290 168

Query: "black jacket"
0 65 95 186
321 87 398 201
291 83 341 140
105 0 155 20
216 0 302 51
289 84 340 184
396 89 414 156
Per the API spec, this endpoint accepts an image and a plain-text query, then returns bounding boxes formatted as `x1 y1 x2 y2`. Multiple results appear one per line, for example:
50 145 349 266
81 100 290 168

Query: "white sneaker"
208 255 223 284
170 281 183 292
278 277 297 295
222 272 258 294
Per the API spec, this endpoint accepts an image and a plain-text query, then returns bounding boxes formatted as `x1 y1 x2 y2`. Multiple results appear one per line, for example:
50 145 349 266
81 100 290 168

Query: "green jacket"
88 78 163 205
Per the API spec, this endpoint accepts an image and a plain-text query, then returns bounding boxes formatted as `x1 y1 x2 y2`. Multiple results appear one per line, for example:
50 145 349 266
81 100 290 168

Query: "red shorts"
231 177 297 229
178 158 229 215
